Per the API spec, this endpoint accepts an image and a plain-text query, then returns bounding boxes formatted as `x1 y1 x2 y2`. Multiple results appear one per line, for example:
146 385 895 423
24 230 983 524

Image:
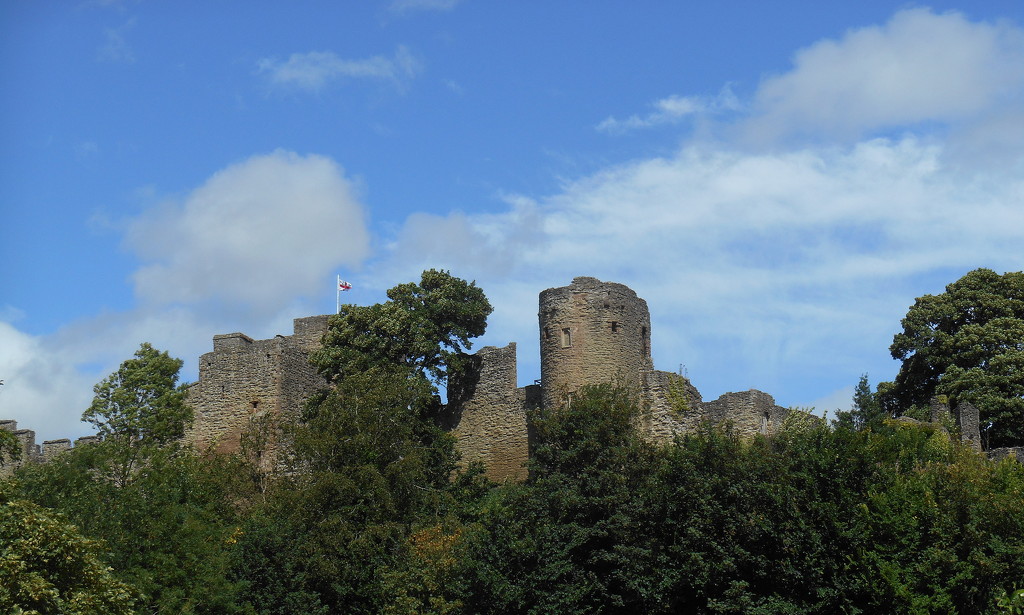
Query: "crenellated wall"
0 420 100 477
184 315 329 461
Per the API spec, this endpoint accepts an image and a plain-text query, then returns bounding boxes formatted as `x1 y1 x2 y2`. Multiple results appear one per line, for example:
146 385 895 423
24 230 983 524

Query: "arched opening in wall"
561 327 572 348
251 400 259 413
544 327 551 340
761 411 770 435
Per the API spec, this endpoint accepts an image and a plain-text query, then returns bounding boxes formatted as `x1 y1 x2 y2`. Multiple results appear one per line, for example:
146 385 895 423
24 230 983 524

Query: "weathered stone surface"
988 447 1024 463
445 343 530 482
955 400 982 451
539 277 652 411
184 315 329 461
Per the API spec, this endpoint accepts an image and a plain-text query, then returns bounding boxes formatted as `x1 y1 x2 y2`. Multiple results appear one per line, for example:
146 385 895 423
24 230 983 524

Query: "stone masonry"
447 277 796 480
0 420 100 478
183 315 329 462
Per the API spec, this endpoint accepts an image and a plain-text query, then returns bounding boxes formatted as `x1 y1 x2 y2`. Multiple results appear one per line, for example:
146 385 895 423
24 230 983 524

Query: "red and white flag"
338 279 352 291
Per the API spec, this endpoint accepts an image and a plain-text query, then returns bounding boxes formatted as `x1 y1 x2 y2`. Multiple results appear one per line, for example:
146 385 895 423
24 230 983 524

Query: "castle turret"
539 277 652 409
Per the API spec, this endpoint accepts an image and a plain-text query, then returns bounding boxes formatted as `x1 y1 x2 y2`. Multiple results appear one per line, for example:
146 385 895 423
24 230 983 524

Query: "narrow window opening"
544 327 551 340
610 321 619 333
561 327 572 348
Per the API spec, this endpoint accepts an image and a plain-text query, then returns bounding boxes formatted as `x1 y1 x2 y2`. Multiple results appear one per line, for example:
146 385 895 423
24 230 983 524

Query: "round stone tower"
538 277 652 409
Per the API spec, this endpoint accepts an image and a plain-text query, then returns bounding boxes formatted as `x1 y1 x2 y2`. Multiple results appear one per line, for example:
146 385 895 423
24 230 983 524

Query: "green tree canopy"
82 342 192 445
0 481 137 615
81 343 193 486
879 268 1024 447
310 269 492 394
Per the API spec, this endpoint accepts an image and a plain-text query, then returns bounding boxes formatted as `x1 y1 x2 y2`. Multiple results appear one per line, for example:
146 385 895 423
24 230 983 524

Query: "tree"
310 269 492 395
835 374 886 430
0 481 137 615
81 343 192 486
83 342 192 446
880 268 1024 447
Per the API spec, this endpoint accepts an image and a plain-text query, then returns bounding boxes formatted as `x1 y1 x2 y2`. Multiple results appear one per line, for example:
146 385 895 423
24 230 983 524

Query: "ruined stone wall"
445 343 531 482
539 277 652 410
641 372 793 443
700 389 791 437
641 370 704 442
184 316 329 456
0 420 99 477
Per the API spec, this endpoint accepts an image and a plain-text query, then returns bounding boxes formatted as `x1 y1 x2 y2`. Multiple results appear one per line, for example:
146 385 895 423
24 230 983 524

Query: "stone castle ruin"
6 277 1009 480
182 276 795 481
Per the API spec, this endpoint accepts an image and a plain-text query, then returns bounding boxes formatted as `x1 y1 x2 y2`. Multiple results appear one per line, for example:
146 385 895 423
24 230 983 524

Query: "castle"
4 277 1005 480
186 276 796 481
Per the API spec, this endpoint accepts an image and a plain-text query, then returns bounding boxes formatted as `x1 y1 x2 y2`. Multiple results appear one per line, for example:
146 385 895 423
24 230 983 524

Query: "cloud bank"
368 8 1024 409
2 151 371 441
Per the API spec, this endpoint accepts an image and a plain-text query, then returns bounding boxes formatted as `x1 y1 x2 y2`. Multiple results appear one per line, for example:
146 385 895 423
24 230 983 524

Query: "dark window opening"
561 327 572 348
610 321 619 333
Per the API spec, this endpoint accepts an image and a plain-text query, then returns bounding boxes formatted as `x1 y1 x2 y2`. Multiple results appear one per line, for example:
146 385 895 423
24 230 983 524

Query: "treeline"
2 269 1023 614
4 381 1024 614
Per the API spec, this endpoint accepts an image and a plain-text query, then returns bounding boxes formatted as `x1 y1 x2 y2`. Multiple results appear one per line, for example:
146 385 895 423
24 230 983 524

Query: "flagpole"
337 275 341 314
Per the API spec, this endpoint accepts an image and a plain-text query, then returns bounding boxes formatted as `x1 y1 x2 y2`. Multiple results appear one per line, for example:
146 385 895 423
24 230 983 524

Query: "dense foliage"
879 268 1024 447
3 271 1023 613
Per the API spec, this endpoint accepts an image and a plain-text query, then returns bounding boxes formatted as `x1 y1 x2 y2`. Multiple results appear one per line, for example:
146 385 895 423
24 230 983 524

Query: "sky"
2 1 1023 443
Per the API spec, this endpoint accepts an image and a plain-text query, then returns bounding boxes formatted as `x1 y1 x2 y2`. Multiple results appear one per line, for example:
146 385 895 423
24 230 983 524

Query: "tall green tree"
880 268 1024 447
81 342 193 486
83 342 192 445
310 269 492 394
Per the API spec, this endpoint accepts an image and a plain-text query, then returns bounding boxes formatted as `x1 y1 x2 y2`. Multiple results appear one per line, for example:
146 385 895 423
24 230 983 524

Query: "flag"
338 279 352 291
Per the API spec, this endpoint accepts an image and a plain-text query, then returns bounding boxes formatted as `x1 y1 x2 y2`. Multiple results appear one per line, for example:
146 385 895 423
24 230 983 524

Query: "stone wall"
184 316 329 458
640 372 794 444
0 420 99 478
539 277 652 410
445 343 531 481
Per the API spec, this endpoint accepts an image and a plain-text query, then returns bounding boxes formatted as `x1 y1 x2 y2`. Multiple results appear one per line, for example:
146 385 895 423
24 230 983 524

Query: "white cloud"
0 322 96 443
389 0 462 15
2 151 372 442
257 46 421 91
373 136 1023 404
742 8 1024 144
126 151 370 317
597 87 740 134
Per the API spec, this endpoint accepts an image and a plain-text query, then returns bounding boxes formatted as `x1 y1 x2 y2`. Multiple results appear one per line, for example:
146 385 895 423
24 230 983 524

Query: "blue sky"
2 1 1023 442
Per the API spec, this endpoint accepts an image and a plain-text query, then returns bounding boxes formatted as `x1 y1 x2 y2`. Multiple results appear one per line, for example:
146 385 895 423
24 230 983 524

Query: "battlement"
185 315 331 459
0 420 101 477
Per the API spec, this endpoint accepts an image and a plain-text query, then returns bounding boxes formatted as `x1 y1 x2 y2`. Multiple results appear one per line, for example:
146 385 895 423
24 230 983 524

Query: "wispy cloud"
597 87 740 134
389 0 462 16
373 135 1023 408
257 46 421 91
97 18 136 63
